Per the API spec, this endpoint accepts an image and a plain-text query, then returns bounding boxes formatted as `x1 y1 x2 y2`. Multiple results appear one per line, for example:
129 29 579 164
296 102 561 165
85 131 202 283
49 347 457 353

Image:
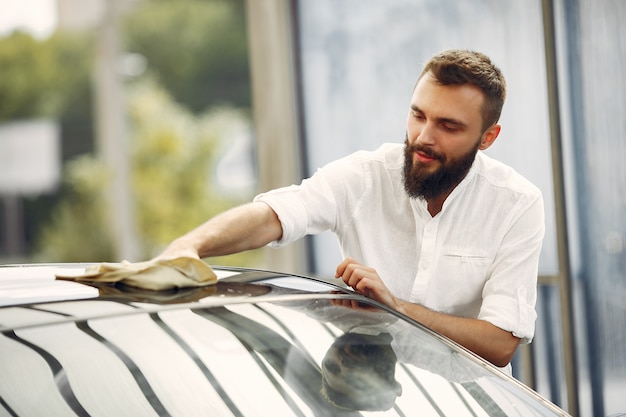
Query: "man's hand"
335 257 399 309
334 257 520 368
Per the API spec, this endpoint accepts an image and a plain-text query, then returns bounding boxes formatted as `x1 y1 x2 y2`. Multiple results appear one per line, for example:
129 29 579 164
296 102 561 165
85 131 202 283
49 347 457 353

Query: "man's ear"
478 124 501 150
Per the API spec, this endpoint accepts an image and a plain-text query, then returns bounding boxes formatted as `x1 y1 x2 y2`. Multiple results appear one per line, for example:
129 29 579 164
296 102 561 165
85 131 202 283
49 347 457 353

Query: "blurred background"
0 0 624 416
0 0 258 266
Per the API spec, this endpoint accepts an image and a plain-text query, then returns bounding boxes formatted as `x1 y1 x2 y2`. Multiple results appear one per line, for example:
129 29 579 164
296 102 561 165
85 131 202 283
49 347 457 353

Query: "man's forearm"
334 259 522 367
395 300 520 367
161 202 283 259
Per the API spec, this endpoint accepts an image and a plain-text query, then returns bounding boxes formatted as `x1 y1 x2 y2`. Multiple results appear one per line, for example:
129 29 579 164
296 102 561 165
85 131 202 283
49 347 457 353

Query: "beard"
402 134 480 200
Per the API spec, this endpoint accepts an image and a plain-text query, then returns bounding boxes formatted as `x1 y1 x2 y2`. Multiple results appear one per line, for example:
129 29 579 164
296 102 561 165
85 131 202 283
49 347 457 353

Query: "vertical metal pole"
2 195 24 257
244 0 307 274
540 0 580 414
93 0 139 261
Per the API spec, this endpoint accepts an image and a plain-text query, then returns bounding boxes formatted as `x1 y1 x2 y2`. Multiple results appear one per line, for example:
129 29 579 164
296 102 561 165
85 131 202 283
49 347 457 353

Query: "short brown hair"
418 50 506 130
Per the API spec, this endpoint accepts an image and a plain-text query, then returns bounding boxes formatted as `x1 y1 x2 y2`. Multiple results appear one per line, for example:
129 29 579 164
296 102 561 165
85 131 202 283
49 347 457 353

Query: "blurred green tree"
37 79 261 265
34 155 114 262
0 0 249 121
123 0 250 113
0 31 91 121
1 0 257 265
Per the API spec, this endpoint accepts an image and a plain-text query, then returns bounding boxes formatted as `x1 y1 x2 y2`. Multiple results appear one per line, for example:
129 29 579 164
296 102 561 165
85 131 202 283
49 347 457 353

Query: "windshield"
0 294 566 416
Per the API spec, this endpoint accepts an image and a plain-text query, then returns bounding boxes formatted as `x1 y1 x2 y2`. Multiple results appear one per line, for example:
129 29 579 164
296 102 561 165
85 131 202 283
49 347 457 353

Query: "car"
0 263 570 416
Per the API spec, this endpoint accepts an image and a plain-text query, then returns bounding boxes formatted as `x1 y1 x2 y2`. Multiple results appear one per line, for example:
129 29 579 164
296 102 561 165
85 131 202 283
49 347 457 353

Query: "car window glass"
1 295 566 416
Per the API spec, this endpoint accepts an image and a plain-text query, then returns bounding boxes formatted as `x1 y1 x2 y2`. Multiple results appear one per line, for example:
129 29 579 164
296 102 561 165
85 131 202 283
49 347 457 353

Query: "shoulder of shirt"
473 152 542 197
344 142 404 168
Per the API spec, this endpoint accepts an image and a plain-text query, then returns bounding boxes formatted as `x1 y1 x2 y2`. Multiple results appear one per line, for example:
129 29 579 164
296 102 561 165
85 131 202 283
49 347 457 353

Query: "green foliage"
3 0 258 266
36 80 262 266
129 79 237 251
35 156 114 262
0 0 250 120
0 31 91 121
123 0 250 113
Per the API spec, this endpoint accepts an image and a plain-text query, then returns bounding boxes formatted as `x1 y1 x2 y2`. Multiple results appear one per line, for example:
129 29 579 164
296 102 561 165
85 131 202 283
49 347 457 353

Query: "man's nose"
416 122 436 146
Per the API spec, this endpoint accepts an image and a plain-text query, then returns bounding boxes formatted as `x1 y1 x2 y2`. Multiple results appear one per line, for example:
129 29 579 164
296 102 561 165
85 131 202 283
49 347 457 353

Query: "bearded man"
158 50 545 373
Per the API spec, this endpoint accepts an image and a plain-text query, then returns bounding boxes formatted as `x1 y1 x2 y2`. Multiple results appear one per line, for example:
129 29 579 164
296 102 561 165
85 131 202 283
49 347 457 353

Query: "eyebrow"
411 105 468 129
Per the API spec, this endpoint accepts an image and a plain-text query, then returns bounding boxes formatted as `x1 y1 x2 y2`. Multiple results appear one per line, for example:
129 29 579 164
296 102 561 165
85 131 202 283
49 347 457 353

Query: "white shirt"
255 143 544 343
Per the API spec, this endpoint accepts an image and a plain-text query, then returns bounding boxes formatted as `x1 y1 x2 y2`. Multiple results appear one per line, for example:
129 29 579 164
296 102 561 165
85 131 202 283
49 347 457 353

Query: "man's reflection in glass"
321 332 402 411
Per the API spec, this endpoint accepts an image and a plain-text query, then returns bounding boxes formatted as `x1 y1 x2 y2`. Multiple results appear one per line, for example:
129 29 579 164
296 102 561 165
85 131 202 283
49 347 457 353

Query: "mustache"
404 139 445 161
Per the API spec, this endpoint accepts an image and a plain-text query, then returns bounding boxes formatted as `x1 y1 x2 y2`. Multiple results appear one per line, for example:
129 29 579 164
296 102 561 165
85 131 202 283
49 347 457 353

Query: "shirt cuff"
254 187 308 247
478 290 537 344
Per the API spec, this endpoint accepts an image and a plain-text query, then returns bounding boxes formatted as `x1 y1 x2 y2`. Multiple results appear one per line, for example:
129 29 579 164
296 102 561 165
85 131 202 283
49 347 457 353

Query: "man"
158 50 545 372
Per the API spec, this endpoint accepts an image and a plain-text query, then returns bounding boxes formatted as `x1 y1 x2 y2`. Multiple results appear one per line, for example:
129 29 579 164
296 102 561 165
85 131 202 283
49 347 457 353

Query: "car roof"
0 263 570 416
0 263 355 326
0 263 390 330
1 262 349 301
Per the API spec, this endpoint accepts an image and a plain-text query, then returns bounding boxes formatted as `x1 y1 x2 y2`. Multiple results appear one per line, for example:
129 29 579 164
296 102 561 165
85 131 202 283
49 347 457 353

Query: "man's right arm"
157 202 283 260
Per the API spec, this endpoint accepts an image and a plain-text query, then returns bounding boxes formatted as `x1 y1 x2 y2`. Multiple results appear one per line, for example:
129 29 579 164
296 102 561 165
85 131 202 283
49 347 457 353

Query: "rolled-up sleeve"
253 151 370 249
254 185 310 247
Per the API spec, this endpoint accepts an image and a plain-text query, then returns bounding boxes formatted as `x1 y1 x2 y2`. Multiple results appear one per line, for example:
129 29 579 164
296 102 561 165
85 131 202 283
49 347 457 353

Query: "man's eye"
442 124 459 132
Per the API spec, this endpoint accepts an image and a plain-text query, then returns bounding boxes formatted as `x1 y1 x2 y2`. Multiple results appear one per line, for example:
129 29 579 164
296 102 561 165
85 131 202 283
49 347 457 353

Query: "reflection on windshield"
257 297 561 416
0 294 564 416
321 332 402 411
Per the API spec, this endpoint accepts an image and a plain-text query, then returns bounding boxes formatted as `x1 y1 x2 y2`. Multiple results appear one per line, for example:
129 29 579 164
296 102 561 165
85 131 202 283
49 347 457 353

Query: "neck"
424 168 472 216
426 195 446 217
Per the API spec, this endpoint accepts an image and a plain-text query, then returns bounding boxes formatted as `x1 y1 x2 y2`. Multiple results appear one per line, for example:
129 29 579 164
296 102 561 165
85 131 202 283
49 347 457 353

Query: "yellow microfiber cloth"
56 257 217 291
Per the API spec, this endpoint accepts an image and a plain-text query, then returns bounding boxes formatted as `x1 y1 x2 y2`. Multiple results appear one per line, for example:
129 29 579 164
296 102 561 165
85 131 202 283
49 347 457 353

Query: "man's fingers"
335 258 379 295
348 270 375 295
335 257 357 278
345 266 368 289
334 259 396 309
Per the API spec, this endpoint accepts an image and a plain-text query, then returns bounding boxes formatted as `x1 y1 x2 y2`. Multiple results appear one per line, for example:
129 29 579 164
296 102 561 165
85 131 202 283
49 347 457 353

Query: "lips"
415 151 437 163
404 139 444 165
412 146 443 165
